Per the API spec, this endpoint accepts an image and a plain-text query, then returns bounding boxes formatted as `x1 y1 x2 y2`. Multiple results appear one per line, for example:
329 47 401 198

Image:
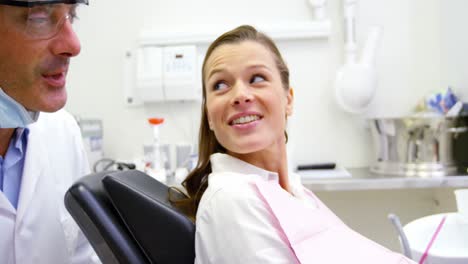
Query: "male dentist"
0 0 99 263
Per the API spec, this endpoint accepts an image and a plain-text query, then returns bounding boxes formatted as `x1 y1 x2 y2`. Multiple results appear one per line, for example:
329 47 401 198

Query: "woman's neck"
229 140 291 193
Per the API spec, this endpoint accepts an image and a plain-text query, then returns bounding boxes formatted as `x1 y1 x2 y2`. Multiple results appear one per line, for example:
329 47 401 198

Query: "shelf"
138 20 331 46
299 168 468 191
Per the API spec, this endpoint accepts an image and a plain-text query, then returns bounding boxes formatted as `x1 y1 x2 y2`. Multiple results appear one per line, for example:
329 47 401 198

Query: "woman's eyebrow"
207 68 225 80
207 63 272 80
245 64 273 73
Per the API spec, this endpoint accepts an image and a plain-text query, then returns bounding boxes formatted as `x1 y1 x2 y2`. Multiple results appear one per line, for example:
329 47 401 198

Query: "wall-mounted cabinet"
123 20 331 106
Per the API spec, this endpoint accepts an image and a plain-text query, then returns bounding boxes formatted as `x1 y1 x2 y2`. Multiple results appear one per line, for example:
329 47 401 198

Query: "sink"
403 213 468 264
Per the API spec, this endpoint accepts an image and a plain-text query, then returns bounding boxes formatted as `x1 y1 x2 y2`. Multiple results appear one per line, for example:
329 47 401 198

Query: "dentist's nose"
50 19 81 58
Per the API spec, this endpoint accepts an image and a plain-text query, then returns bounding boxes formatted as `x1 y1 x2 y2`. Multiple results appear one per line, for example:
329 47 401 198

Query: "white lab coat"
0 110 99 264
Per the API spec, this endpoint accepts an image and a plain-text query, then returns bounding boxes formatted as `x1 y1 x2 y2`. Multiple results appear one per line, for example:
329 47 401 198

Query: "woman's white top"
194 153 302 264
194 153 414 264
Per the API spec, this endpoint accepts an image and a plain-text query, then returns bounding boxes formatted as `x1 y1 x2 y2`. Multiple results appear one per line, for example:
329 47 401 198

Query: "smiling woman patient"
174 25 415 264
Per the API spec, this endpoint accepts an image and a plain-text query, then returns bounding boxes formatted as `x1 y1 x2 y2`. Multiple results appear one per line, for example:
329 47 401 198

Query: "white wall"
67 0 443 169
67 0 442 168
65 0 451 250
441 0 468 100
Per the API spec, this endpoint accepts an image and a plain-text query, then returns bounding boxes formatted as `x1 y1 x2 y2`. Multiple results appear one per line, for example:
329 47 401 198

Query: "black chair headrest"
65 171 149 264
102 170 195 264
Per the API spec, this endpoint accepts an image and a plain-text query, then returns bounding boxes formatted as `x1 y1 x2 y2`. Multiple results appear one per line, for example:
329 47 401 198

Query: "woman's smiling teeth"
231 115 261 125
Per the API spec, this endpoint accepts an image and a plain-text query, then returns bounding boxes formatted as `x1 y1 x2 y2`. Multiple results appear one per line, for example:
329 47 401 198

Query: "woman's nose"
231 82 254 106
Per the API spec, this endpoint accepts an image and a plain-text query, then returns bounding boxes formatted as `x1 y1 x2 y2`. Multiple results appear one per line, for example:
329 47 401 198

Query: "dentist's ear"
286 87 294 116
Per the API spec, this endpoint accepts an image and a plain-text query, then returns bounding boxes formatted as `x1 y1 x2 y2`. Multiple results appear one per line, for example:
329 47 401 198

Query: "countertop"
298 168 468 191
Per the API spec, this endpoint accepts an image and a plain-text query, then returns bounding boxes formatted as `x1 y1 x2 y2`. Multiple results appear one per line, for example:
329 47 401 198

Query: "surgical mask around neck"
0 87 39 128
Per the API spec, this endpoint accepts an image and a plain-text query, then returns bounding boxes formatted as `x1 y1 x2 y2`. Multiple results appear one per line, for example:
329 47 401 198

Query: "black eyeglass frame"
0 0 87 7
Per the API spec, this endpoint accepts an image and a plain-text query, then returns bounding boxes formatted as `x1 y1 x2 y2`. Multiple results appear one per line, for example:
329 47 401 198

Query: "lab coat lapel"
0 191 15 216
0 191 15 264
16 125 47 223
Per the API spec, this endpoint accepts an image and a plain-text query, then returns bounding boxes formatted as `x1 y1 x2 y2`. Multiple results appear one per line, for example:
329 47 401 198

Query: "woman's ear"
208 118 214 130
286 87 294 116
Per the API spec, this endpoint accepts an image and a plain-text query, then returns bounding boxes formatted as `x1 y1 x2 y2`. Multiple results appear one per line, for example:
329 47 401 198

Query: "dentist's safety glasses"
0 0 88 40
0 0 88 7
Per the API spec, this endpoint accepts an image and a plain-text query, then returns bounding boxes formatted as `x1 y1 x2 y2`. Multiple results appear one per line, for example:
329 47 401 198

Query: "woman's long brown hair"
171 25 290 220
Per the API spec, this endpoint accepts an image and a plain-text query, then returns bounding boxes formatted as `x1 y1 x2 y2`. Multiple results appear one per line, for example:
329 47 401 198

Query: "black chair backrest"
65 171 149 263
65 170 195 264
103 170 196 263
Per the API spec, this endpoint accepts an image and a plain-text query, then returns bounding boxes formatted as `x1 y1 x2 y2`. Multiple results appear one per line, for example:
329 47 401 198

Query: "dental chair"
64 170 195 264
